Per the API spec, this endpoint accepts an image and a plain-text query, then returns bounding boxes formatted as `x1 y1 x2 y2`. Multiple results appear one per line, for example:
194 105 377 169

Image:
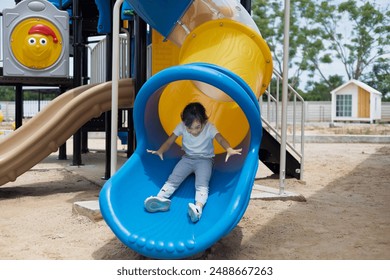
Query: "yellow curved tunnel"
156 19 273 154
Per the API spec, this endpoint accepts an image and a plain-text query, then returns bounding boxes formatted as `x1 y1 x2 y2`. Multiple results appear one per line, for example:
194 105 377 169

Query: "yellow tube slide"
157 16 273 154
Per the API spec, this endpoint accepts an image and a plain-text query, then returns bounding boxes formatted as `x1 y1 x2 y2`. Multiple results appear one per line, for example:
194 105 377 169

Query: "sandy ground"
0 123 389 260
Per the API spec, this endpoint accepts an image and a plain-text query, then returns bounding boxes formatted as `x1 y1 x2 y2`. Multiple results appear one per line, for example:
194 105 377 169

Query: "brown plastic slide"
0 78 134 186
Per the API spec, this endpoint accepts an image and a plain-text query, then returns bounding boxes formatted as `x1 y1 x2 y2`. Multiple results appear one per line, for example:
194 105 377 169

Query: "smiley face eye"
40 38 47 45
28 37 36 45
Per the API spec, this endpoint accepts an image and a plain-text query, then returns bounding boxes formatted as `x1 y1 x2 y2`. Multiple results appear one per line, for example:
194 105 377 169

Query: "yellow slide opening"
157 19 272 154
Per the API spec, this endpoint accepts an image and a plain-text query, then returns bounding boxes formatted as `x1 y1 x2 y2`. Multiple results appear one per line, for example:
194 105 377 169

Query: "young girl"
145 102 242 222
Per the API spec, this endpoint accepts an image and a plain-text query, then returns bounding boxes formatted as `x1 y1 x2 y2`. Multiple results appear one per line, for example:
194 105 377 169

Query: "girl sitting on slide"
145 102 242 222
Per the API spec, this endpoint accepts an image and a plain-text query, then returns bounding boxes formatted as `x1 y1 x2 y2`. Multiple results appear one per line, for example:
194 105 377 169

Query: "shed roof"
330 79 382 96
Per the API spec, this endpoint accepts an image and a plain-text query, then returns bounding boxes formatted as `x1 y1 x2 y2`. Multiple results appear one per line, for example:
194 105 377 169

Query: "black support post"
240 0 252 13
104 32 113 180
15 85 23 129
72 0 83 166
134 15 147 95
58 86 68 160
126 20 134 158
132 14 147 156
81 39 89 154
103 0 115 179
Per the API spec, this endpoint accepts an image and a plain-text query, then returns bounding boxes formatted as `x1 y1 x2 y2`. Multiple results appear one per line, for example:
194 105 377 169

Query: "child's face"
186 120 204 136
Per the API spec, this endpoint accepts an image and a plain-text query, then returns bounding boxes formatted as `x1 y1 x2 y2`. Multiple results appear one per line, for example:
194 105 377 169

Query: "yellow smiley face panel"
10 18 63 69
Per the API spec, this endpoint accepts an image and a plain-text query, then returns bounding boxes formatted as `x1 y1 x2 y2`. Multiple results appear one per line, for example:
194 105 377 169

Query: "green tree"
252 0 308 90
311 1 389 81
363 58 390 101
303 75 344 101
252 0 390 100
0 87 16 101
0 86 58 101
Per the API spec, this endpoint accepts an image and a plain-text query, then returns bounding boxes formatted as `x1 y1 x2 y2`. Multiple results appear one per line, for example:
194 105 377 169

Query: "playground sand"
0 139 389 259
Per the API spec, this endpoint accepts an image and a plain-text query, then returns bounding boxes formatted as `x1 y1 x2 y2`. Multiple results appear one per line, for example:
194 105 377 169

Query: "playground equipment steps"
259 127 301 179
258 70 305 180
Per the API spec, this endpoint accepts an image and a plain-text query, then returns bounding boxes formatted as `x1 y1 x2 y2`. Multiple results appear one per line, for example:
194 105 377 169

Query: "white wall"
2 100 390 123
260 101 390 123
371 93 382 120
0 100 51 121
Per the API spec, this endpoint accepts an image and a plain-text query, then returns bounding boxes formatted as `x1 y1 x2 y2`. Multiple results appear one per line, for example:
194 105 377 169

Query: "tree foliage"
0 86 58 101
252 0 390 100
0 87 16 101
364 58 390 101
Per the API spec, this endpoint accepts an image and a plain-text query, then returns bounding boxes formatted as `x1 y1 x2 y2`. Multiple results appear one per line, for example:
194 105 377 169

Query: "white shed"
330 79 382 123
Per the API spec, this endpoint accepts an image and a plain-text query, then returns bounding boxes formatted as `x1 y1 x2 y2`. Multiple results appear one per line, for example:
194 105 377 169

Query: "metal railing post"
110 0 124 176
279 0 291 195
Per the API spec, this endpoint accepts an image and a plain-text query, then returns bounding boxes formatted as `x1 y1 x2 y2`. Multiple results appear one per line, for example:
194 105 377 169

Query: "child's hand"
146 149 164 160
225 147 242 162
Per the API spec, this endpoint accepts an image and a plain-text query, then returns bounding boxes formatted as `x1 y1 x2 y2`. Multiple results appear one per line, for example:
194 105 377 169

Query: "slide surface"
99 65 262 259
0 79 134 186
99 0 272 259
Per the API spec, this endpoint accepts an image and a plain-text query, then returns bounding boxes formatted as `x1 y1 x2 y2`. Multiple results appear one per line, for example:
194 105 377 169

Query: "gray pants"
158 156 213 205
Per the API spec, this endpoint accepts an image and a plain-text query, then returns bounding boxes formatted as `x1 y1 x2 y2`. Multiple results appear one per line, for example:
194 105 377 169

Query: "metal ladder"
259 69 305 180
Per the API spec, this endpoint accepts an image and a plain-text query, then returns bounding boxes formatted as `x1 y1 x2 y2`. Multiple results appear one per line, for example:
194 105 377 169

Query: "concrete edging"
289 135 390 143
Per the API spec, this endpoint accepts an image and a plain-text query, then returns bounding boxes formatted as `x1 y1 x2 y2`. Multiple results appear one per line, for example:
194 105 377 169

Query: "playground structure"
0 0 305 259
0 0 133 173
0 78 133 186
2 0 69 77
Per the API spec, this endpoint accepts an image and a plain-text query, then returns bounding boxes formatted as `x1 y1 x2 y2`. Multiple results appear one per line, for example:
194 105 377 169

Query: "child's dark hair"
181 102 208 127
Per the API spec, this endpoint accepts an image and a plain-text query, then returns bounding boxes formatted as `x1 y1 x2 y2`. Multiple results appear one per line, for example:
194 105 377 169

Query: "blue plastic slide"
98 0 273 259
99 64 262 259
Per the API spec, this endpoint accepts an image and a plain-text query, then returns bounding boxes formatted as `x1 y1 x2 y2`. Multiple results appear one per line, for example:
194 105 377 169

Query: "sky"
1 0 17 11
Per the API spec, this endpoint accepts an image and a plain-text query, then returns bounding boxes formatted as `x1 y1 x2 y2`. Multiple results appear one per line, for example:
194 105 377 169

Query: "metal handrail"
260 69 305 180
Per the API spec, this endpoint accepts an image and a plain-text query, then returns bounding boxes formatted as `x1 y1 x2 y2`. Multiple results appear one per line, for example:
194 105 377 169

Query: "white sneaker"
188 203 202 223
144 196 171 212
